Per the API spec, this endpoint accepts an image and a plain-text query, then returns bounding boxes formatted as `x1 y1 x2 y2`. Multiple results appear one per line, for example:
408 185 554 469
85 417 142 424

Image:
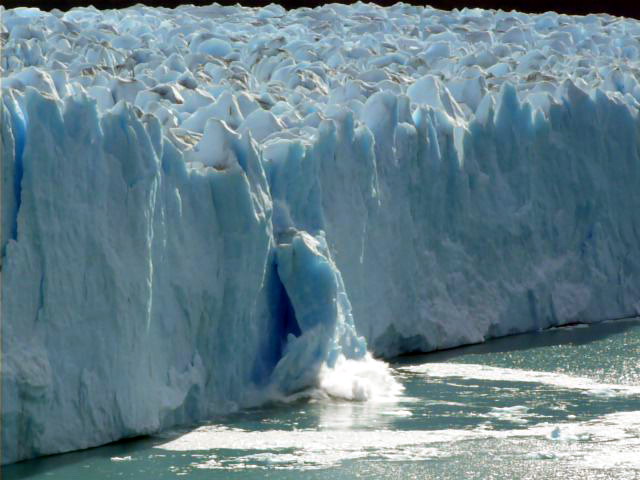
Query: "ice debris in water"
2 1 640 465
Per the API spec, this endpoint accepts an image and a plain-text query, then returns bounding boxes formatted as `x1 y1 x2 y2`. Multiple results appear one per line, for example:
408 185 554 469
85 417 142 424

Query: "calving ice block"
2 2 640 464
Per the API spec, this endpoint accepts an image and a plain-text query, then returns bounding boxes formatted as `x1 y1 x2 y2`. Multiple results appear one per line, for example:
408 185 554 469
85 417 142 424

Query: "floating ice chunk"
488 405 531 424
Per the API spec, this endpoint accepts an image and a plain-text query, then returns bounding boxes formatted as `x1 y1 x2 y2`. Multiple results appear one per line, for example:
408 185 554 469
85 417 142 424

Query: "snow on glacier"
2 2 640 464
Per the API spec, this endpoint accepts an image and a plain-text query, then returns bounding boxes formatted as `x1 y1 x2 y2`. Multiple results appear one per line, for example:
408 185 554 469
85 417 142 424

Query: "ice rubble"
2 2 640 464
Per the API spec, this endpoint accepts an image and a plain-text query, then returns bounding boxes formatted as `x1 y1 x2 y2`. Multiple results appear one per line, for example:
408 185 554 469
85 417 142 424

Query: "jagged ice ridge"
2 2 640 464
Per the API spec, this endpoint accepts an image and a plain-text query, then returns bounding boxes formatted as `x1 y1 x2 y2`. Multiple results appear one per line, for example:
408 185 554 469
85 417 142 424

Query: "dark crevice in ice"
8 103 27 243
251 255 301 386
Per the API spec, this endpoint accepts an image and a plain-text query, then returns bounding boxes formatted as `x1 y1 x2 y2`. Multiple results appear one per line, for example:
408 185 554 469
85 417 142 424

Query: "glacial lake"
5 318 640 480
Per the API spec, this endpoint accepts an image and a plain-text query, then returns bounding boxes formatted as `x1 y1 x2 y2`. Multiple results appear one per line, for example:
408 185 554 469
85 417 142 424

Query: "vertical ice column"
269 230 367 394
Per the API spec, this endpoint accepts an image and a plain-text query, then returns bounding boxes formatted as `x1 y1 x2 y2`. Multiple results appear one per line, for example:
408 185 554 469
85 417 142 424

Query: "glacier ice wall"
1 90 368 463
3 2 640 465
318 85 640 355
262 83 640 356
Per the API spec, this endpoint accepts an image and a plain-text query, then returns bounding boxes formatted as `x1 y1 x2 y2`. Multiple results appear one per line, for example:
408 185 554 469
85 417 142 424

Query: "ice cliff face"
2 3 640 464
1 89 369 463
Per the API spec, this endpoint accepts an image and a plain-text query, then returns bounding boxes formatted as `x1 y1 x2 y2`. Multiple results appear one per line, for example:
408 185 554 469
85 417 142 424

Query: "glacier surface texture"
2 2 640 464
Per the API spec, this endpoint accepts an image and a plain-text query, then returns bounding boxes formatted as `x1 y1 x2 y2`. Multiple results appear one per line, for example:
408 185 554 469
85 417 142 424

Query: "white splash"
317 354 404 402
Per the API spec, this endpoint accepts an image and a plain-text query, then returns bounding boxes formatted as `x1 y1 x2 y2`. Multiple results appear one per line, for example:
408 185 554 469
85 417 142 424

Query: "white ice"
2 1 640 464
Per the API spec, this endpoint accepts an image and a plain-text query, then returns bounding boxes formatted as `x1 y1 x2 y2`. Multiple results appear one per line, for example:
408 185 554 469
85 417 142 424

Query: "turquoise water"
5 319 640 479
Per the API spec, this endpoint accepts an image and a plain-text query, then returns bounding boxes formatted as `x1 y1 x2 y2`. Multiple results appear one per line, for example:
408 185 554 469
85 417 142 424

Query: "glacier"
2 2 640 465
